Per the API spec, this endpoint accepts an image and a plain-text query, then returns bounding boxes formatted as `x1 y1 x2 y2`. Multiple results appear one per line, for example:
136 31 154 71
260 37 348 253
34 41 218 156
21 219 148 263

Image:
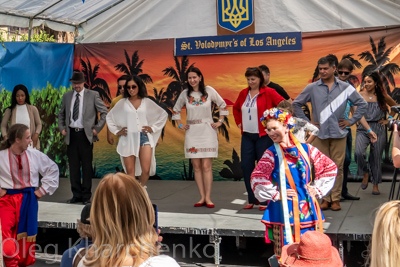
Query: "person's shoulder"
84 89 98 97
140 255 180 267
25 148 46 157
268 81 283 89
111 95 124 104
205 85 216 92
180 89 188 96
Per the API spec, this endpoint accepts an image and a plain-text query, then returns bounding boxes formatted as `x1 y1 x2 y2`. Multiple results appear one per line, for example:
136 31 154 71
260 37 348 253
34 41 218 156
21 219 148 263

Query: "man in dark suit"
58 71 107 204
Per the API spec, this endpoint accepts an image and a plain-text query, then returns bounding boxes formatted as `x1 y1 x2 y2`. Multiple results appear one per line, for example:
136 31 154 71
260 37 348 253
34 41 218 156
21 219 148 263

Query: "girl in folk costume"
0 124 59 266
107 75 168 187
250 108 337 258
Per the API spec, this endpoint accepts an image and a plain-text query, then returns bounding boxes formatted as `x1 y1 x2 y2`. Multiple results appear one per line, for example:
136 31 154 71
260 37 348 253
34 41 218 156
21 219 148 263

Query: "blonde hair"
84 173 157 267
370 200 400 267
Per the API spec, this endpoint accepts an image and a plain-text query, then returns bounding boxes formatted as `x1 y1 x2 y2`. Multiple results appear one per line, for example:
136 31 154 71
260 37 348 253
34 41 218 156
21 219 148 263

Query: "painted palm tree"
80 58 111 106
115 50 152 84
212 103 230 142
219 149 243 181
359 36 400 94
162 56 195 104
148 87 171 140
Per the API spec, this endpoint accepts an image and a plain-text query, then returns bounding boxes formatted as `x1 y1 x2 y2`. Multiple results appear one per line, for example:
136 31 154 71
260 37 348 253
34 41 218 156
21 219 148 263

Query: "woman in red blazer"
233 67 284 210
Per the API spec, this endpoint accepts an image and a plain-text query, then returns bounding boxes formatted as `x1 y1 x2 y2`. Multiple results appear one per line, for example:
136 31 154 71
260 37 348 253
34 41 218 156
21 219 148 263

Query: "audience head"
362 71 388 111
123 75 148 99
280 231 342 267
10 84 31 109
186 66 206 96
69 71 86 93
85 173 157 267
258 64 271 85
277 100 294 115
77 203 93 239
116 75 130 97
245 67 265 90
0 124 30 151
317 57 336 81
369 200 400 267
337 59 354 82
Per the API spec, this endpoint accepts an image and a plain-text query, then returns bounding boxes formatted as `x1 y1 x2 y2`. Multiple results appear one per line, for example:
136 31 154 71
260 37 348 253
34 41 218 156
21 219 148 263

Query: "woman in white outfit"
173 67 228 208
107 75 168 186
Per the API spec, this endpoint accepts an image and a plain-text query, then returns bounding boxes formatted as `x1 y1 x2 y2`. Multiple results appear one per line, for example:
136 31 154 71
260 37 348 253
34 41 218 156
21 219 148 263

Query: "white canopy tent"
0 0 400 43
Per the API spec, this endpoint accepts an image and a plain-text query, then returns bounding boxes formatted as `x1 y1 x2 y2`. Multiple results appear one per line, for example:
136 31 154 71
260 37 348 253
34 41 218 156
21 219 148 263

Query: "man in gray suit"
58 71 107 204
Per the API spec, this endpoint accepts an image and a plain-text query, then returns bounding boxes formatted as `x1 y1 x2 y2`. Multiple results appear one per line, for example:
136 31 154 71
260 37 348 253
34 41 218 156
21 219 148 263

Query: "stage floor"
39 178 389 240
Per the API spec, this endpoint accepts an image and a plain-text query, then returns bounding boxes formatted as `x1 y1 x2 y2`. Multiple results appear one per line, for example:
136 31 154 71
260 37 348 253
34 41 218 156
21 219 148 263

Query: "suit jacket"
58 89 108 145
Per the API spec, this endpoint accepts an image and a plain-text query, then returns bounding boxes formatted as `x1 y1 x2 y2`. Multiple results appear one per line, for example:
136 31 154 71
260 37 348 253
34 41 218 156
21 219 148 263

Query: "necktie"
73 93 80 121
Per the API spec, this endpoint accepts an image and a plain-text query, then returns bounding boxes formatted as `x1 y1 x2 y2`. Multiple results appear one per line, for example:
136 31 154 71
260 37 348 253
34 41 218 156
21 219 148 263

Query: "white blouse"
106 97 168 176
15 104 31 131
241 92 259 134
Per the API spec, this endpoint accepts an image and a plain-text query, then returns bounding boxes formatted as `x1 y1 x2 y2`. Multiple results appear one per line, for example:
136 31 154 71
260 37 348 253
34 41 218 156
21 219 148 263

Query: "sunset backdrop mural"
71 26 400 180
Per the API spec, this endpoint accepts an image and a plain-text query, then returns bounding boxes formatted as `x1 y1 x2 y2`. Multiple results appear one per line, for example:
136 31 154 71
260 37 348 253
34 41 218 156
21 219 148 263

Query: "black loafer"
341 193 360 200
67 197 82 204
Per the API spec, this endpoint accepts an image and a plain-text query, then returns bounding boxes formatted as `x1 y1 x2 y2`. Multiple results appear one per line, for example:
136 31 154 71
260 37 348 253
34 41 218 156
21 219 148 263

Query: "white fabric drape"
0 0 399 43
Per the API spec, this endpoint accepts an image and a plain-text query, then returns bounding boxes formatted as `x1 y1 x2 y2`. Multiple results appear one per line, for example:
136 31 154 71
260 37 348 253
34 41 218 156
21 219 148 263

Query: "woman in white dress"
173 67 228 208
106 76 168 186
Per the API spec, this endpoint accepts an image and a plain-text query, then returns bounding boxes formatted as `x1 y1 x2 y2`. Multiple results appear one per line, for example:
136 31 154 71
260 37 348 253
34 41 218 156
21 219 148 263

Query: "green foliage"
0 84 70 176
0 29 55 43
0 89 12 122
31 83 69 176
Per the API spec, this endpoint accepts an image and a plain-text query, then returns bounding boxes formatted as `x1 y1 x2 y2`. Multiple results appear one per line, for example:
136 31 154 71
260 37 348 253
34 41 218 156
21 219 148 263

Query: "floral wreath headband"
260 108 296 131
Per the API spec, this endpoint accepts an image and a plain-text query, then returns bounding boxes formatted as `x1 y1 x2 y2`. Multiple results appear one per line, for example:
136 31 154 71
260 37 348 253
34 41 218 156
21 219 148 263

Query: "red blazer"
233 87 284 137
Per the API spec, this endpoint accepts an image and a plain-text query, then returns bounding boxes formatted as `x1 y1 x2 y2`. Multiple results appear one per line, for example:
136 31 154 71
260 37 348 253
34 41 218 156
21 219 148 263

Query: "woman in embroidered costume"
106 75 168 187
250 108 337 258
173 67 228 208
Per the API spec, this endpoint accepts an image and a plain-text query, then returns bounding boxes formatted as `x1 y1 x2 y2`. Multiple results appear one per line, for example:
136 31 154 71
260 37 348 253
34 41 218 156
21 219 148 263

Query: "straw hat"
280 231 343 267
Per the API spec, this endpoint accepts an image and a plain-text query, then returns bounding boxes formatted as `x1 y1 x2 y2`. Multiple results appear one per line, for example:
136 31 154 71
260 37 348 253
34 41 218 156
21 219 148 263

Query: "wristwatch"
218 118 224 123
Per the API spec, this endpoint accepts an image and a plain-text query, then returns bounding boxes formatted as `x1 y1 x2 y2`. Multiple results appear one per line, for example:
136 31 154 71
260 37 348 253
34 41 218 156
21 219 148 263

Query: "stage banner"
175 32 302 56
72 26 400 180
0 42 74 91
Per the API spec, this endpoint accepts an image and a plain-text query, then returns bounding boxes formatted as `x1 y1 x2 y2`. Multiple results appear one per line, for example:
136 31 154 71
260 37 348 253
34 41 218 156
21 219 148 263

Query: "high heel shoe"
361 183 368 190
259 205 267 211
194 202 206 207
243 204 254 209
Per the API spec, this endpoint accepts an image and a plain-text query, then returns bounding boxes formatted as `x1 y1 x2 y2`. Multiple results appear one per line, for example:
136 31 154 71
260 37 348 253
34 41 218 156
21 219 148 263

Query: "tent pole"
28 18 33 41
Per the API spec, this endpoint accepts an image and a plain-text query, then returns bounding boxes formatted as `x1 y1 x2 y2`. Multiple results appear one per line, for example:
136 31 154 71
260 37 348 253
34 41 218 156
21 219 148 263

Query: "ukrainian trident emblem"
217 0 254 32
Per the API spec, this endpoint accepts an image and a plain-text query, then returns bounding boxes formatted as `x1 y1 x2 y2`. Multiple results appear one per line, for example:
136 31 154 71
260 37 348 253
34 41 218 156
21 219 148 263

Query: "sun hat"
280 231 342 267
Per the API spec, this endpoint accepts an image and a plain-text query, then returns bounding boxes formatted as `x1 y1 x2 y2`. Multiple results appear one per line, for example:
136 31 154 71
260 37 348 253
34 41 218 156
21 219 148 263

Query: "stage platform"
38 178 392 264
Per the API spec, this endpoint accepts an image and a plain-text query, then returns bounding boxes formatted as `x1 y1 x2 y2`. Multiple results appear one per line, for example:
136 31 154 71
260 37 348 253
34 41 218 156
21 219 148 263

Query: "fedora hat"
280 231 342 267
69 71 86 83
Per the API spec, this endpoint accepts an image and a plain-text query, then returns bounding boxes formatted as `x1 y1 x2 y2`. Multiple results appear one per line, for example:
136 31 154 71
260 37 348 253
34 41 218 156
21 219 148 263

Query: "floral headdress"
260 108 295 131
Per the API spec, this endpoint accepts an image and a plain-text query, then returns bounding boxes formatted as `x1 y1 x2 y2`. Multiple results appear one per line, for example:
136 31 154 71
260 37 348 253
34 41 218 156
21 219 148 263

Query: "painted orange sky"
74 26 400 104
